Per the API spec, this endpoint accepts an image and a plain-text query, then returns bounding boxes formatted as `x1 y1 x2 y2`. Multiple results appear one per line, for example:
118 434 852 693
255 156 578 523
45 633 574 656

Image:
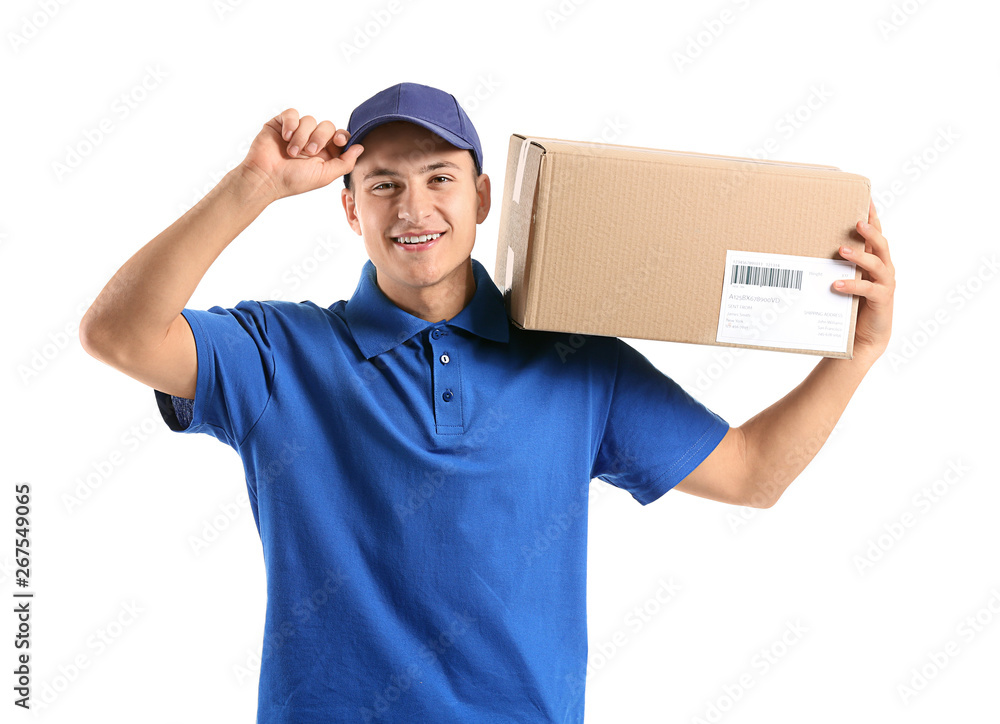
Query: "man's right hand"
239 108 365 202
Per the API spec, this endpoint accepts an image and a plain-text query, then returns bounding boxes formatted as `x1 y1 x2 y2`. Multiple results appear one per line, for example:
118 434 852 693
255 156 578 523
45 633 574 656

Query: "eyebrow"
362 161 461 182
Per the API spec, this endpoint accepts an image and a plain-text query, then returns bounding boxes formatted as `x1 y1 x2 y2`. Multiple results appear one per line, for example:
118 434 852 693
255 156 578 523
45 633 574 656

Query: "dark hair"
343 148 480 192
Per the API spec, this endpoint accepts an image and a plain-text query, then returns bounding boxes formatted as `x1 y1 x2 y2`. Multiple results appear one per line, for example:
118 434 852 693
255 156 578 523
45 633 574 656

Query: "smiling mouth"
392 232 444 245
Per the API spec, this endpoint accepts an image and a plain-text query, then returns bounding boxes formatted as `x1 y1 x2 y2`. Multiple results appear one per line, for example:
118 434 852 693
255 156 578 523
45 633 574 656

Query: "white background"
3 0 998 722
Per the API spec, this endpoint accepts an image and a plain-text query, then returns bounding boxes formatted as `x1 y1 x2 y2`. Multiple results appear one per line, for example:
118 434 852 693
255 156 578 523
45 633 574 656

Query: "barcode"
730 263 803 291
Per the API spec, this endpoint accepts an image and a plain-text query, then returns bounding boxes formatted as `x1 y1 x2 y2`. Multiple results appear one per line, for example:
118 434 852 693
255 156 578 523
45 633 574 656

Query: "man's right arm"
79 109 363 400
79 167 276 399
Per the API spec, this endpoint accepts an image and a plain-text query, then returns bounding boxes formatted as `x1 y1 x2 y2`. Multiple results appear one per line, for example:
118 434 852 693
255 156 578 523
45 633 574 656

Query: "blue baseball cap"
342 82 483 184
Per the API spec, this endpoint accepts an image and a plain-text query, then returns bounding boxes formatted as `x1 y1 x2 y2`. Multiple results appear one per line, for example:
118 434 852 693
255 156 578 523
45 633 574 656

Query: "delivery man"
79 81 895 723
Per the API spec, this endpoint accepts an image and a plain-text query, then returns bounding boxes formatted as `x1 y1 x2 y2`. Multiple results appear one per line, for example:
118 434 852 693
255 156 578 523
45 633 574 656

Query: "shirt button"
431 329 442 339
440 353 450 364
442 389 453 402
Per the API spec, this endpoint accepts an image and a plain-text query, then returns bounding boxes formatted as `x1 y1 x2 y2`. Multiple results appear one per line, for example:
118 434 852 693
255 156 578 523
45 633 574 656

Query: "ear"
475 173 491 224
341 187 363 236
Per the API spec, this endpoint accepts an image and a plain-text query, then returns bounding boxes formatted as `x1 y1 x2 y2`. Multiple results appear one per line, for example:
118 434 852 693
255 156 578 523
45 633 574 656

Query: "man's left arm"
675 199 896 508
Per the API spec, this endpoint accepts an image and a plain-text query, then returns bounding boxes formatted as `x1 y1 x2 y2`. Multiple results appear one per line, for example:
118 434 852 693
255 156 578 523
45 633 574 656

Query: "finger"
331 127 351 147
300 120 337 156
839 244 891 284
320 143 364 184
832 277 891 304
868 198 882 234
277 108 300 142
856 217 893 270
316 127 353 161
287 115 318 157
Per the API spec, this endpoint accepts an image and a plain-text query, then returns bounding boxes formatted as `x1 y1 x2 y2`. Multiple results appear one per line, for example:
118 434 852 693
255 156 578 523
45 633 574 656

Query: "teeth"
394 233 442 244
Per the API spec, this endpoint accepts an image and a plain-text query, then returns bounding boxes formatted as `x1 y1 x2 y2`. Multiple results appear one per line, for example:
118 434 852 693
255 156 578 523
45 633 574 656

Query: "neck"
376 259 477 323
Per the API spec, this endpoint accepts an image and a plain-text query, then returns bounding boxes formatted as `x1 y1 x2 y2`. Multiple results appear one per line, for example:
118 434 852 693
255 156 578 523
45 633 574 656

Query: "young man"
79 82 895 723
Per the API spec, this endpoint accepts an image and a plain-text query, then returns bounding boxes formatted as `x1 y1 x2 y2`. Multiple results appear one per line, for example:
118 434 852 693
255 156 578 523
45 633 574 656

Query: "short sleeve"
153 301 275 449
591 338 729 505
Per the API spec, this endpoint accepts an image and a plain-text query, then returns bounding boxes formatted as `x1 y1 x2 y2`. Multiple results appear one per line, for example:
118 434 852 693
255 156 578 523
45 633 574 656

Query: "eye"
431 175 451 183
372 182 395 191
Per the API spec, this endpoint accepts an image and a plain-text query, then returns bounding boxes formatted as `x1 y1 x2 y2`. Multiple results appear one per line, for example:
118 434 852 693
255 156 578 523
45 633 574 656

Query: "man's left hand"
833 198 895 364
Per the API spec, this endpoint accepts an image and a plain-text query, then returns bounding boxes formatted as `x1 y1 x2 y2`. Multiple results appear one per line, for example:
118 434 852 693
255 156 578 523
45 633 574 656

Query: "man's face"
341 121 490 298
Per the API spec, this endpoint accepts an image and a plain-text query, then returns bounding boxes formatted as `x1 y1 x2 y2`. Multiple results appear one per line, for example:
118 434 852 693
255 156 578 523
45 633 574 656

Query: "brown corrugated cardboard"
493 134 871 358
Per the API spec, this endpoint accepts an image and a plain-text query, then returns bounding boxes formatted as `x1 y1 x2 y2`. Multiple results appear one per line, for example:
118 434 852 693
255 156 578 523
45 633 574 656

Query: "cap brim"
344 115 479 171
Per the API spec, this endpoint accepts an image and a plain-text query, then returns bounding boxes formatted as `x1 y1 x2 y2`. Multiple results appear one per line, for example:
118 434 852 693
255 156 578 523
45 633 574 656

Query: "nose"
397 182 433 223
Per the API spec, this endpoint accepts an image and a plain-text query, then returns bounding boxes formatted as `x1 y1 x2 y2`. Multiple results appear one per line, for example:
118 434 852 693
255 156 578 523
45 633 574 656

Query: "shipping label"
716 250 856 353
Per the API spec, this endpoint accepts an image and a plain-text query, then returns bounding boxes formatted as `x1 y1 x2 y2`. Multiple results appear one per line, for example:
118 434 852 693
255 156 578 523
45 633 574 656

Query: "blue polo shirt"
154 256 729 723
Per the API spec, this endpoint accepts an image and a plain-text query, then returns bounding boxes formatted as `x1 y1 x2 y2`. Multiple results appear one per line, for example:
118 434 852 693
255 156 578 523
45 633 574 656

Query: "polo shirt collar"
345 256 510 359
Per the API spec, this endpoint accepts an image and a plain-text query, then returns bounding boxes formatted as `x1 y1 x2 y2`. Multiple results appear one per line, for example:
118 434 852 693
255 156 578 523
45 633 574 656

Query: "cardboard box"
493 134 872 358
